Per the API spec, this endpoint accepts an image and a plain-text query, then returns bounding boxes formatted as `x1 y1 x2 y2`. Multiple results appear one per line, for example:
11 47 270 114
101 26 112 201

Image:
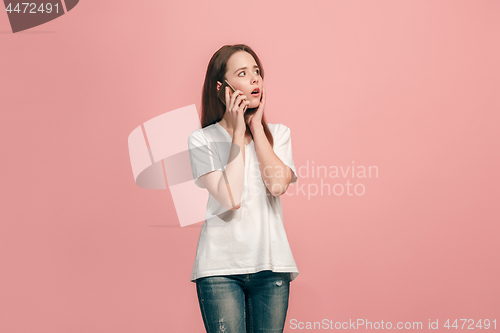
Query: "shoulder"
267 123 290 136
267 123 292 140
187 128 203 146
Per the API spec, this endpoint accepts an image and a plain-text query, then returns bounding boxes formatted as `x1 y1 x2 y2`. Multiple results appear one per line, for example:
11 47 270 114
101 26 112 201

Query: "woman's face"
217 51 263 109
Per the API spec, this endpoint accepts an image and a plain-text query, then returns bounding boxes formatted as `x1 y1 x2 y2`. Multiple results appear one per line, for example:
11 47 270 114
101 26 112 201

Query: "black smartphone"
218 79 236 106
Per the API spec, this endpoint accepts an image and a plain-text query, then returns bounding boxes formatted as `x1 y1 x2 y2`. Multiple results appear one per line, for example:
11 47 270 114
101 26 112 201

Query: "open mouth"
251 88 260 96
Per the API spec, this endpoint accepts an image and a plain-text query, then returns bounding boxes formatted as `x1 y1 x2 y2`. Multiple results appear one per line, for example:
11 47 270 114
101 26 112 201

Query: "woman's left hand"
246 86 266 130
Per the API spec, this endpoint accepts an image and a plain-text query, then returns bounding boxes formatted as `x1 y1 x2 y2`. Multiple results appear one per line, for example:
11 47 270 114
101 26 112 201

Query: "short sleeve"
273 124 298 184
187 129 224 188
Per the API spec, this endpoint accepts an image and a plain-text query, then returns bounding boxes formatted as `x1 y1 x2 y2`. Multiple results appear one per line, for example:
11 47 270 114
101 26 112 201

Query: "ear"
216 81 222 92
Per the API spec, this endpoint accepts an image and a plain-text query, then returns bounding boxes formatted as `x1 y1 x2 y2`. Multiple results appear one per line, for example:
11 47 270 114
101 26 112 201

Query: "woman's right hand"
225 86 250 136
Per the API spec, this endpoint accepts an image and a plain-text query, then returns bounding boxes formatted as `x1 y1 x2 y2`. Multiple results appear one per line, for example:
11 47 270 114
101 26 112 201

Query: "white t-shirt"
187 122 299 283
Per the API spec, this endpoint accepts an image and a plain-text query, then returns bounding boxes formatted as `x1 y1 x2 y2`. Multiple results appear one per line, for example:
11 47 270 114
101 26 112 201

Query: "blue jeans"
196 270 291 333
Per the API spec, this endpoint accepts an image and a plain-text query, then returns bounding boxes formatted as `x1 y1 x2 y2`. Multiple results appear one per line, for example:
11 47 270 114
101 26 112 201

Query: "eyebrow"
234 65 259 74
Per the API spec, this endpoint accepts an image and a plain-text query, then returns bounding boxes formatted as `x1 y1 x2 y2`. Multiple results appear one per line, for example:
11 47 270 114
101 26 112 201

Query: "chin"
248 102 260 109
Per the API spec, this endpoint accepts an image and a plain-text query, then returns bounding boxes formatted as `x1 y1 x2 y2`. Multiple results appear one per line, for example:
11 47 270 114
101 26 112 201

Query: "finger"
231 93 244 112
227 86 236 111
229 91 241 111
233 96 243 111
235 92 247 103
234 95 248 110
242 100 250 112
230 90 242 104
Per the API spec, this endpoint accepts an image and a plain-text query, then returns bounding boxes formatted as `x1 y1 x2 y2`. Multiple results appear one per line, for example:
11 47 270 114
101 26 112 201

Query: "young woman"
187 44 299 333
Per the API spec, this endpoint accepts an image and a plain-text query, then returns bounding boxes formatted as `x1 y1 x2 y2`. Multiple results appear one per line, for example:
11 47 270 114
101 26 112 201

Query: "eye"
238 69 260 77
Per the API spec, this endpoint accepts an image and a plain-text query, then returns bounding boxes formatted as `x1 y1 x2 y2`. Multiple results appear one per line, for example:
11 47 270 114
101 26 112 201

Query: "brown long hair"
200 44 274 148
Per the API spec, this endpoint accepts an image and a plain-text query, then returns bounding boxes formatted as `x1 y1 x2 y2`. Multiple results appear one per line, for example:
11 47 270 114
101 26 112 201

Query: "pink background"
1 0 498 332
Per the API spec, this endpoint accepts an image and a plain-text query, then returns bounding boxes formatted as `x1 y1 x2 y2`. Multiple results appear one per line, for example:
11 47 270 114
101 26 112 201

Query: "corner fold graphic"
128 104 210 227
64 0 78 12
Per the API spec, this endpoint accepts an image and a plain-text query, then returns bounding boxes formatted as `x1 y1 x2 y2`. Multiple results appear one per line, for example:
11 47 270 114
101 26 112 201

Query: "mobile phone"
218 79 249 112
218 79 236 106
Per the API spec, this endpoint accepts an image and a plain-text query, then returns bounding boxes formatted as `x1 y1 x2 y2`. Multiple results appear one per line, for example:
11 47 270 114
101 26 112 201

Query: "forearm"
251 124 292 196
217 132 246 209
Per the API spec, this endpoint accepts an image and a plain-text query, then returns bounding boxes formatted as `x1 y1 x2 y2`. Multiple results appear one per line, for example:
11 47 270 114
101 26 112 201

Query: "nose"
250 72 259 84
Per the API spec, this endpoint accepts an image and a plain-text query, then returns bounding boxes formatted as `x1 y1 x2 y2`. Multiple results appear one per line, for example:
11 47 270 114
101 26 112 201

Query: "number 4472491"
444 319 496 330
5 3 59 14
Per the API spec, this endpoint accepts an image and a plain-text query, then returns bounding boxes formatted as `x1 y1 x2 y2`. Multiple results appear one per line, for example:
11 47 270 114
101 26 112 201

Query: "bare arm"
251 124 293 197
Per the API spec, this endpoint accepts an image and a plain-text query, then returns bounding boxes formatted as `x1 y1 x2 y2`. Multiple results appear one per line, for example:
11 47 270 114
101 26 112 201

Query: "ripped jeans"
196 270 291 333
